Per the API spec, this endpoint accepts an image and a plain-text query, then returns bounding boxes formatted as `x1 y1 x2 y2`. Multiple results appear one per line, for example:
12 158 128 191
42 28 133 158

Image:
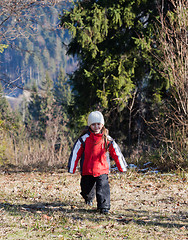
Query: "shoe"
100 208 109 214
85 200 93 206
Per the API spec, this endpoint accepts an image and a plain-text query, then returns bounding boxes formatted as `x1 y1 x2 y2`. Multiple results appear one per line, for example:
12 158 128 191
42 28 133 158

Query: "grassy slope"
0 170 187 239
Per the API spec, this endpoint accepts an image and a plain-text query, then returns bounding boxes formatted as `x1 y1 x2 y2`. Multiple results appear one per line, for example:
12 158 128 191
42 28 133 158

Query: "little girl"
68 111 127 214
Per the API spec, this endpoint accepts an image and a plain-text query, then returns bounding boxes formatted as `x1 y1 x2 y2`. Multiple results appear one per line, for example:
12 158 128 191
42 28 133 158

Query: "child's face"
90 123 103 134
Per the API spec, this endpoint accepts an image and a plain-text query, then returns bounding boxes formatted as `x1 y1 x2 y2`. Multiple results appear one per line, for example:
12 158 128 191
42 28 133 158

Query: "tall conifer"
60 0 164 143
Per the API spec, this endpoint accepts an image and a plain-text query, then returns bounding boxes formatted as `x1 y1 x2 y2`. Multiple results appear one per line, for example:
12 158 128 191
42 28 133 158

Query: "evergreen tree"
0 82 24 141
25 72 55 139
60 0 166 145
0 2 72 90
0 82 10 120
25 83 44 139
54 67 73 139
54 68 72 112
41 71 54 110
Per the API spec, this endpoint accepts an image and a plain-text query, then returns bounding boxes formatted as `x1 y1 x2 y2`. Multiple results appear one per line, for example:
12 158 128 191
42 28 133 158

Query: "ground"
0 170 187 239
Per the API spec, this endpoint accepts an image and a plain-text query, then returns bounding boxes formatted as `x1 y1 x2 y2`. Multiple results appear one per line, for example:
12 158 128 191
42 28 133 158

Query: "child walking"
68 111 127 214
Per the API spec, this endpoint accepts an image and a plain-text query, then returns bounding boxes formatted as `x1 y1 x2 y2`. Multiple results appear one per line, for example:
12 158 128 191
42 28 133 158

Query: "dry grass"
0 170 187 239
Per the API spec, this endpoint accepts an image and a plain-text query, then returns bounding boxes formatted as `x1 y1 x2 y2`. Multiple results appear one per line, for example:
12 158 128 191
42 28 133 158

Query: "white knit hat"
87 111 105 126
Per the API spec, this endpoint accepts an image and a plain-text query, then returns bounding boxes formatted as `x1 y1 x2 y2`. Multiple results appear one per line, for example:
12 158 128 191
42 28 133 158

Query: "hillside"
0 1 75 97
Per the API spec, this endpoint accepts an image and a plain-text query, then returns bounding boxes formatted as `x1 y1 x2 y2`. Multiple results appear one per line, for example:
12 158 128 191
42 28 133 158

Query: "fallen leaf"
41 214 52 221
90 225 103 229
180 226 186 230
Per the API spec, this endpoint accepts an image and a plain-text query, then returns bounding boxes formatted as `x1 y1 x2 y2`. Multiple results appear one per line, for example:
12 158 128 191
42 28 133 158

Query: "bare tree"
0 0 62 41
151 0 188 168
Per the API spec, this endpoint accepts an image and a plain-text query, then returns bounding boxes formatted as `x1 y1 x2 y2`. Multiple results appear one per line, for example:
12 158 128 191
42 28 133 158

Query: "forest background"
0 0 187 173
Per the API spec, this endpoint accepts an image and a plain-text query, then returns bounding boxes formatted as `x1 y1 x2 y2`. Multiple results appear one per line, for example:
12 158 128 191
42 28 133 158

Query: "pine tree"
25 72 58 139
41 71 54 110
0 82 10 120
60 0 166 144
53 67 73 138
54 68 72 111
25 83 43 138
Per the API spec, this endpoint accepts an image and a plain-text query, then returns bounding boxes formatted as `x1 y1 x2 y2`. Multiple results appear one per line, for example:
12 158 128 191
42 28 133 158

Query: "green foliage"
0 67 73 168
0 137 8 165
60 0 188 171
25 68 73 141
54 68 72 111
0 3 72 88
60 0 162 133
0 83 10 120
25 82 49 139
0 85 25 165
0 44 8 53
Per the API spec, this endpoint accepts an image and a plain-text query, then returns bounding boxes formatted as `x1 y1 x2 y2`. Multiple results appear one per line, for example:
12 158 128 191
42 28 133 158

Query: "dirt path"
0 170 187 239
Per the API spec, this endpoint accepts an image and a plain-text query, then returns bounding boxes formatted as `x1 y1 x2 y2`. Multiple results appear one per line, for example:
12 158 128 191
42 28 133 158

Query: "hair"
79 126 109 151
102 126 109 151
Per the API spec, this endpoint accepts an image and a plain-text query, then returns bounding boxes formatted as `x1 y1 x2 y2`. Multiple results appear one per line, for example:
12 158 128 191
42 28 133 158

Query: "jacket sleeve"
108 139 128 172
68 138 84 174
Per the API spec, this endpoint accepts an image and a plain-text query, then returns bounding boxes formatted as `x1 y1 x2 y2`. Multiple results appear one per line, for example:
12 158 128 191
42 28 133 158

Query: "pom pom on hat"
87 111 104 126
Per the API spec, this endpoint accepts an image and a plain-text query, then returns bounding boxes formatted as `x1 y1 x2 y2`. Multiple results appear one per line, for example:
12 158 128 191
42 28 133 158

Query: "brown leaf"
180 226 186 230
90 225 103 229
41 214 51 221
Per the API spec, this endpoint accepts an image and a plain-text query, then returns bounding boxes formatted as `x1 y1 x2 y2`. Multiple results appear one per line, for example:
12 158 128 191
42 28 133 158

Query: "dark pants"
80 174 110 210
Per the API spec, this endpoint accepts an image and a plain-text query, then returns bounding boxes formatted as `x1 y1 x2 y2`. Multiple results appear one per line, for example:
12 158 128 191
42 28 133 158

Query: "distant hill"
0 1 76 97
